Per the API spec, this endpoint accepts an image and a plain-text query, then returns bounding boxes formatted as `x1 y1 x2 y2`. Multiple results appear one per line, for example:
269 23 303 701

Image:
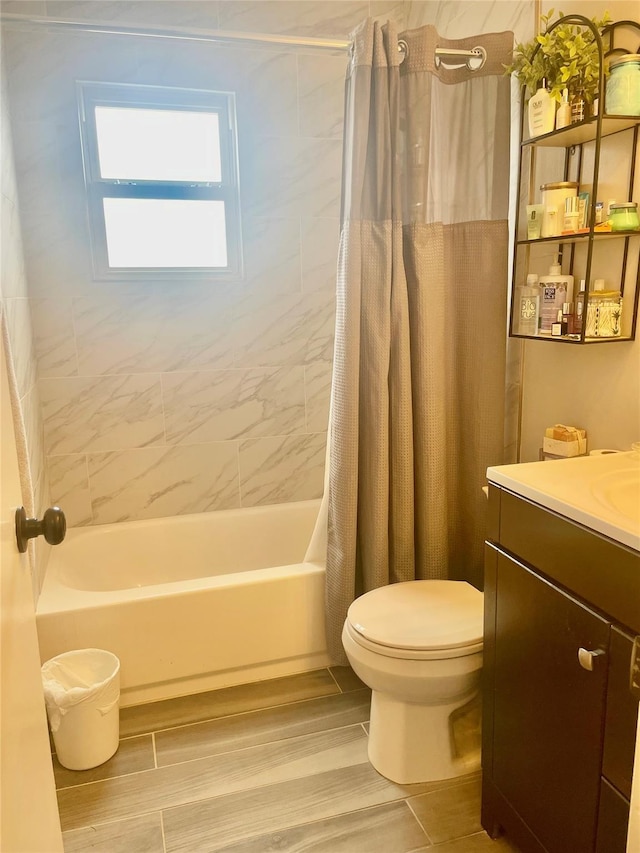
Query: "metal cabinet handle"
15 506 66 553
578 647 606 671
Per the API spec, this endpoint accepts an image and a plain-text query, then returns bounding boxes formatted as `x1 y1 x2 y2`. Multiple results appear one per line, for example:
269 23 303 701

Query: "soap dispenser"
538 254 574 334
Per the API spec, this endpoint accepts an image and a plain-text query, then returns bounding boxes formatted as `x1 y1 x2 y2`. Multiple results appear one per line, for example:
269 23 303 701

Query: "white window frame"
77 81 243 281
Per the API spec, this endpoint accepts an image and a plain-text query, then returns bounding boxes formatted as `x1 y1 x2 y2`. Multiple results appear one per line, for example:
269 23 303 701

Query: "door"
0 335 63 851
493 552 610 853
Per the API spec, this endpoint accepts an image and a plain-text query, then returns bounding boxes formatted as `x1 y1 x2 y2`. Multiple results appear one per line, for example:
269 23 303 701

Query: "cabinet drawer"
496 489 640 633
603 627 639 799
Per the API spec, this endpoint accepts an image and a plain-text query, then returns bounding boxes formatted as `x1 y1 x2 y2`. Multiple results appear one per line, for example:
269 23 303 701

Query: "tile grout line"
159 810 167 853
326 666 343 692
405 797 435 847
152 731 158 769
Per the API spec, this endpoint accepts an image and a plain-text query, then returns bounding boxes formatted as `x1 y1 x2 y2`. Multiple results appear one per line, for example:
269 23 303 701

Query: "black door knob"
15 506 66 553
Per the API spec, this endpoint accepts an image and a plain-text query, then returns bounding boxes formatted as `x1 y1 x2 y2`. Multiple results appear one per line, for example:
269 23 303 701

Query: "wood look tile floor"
56 668 522 852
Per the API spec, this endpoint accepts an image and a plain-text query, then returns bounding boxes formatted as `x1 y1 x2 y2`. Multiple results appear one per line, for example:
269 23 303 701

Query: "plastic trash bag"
41 649 120 732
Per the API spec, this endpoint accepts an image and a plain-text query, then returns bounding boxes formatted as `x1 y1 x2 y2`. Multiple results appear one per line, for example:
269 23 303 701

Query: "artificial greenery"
506 9 612 104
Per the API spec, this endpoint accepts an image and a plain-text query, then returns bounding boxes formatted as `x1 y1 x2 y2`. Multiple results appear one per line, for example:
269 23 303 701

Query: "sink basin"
591 469 640 526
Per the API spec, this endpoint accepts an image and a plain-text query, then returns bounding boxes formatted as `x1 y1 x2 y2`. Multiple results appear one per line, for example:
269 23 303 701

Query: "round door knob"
15 506 66 553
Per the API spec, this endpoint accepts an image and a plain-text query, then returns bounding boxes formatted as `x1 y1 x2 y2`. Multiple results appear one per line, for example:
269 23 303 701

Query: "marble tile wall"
3 1 534 527
0 65 51 596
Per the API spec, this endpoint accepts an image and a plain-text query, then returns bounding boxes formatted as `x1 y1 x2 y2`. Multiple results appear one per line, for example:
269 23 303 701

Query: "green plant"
506 9 612 104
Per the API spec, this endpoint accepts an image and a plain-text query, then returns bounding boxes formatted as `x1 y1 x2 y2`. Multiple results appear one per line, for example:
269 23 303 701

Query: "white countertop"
487 451 640 553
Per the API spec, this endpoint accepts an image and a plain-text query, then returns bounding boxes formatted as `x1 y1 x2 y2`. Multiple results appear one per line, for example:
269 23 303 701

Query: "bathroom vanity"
482 453 640 853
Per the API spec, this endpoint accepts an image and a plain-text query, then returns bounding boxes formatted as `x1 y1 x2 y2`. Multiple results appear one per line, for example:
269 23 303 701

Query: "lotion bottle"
538 255 574 333
528 79 556 137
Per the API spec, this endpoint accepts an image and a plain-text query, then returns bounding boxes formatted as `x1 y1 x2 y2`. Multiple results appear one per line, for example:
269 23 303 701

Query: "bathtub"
36 500 329 707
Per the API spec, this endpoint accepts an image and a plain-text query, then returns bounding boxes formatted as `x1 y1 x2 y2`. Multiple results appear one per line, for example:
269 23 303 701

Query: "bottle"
573 280 586 336
538 255 574 334
562 302 574 335
563 197 580 233
570 91 586 123
556 88 571 129
516 273 540 335
551 309 564 337
542 207 559 238
528 79 556 137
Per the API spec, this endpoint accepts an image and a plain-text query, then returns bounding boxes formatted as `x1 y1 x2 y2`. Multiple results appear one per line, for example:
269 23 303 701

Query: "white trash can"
41 649 120 770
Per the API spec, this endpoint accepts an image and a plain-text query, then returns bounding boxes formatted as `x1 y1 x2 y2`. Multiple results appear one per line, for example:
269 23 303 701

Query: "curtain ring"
466 46 487 71
397 39 408 63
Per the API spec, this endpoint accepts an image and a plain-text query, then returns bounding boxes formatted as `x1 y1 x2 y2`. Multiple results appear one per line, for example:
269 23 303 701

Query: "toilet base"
367 689 481 784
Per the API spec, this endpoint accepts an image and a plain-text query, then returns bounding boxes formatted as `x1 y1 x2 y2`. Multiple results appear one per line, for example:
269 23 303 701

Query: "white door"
0 335 63 851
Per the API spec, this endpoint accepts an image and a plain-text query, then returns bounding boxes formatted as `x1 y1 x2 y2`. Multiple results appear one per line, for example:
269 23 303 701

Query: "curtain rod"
0 13 487 68
0 13 349 50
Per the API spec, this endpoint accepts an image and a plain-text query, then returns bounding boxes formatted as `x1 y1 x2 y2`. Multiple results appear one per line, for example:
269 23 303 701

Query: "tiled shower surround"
2 1 533 531
4 26 344 526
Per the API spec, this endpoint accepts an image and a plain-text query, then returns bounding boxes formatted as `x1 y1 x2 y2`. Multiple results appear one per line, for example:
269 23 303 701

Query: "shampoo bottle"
529 79 556 137
538 255 574 334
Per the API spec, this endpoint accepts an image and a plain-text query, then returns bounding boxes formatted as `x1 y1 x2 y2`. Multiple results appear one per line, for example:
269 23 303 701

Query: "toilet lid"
346 581 483 651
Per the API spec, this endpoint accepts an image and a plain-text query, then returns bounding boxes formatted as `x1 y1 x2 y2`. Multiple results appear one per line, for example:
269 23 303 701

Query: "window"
77 81 242 280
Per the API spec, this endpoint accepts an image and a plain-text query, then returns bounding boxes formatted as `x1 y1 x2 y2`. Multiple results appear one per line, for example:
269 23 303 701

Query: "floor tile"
162 762 449 851
54 735 155 790
409 778 482 844
215 800 431 852
58 725 368 832
62 812 164 853
120 669 339 738
155 688 370 767
329 665 366 692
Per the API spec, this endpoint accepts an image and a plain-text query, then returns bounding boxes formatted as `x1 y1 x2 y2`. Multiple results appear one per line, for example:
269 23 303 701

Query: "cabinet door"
493 553 610 853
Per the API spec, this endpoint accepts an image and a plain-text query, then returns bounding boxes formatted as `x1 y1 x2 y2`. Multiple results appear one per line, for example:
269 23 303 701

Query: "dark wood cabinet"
482 486 639 853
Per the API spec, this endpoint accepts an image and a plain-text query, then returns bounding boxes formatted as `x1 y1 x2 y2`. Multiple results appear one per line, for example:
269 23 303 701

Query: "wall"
519 0 640 460
0 65 51 596
3 1 535 528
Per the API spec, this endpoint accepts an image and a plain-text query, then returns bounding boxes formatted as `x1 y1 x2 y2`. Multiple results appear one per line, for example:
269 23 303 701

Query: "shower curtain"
324 19 514 664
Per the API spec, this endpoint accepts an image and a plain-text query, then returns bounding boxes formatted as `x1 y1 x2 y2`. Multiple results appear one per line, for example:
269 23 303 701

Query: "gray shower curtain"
325 20 514 664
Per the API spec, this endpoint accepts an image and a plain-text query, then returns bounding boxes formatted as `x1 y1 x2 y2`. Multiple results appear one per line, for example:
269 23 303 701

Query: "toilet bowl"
342 579 484 784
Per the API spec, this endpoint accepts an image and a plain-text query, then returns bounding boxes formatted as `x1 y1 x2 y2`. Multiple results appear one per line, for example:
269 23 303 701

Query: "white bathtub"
36 500 329 707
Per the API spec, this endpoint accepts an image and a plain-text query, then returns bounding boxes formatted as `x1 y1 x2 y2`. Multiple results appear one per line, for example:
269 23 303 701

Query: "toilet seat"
345 580 484 661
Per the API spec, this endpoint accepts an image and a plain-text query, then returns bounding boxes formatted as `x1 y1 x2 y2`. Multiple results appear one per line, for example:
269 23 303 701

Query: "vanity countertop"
487 451 640 552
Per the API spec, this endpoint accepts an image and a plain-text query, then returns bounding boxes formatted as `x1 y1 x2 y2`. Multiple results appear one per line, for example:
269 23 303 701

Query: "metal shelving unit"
509 15 640 344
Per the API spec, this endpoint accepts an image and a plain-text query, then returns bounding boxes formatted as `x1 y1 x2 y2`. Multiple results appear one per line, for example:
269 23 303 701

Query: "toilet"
342 579 484 784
